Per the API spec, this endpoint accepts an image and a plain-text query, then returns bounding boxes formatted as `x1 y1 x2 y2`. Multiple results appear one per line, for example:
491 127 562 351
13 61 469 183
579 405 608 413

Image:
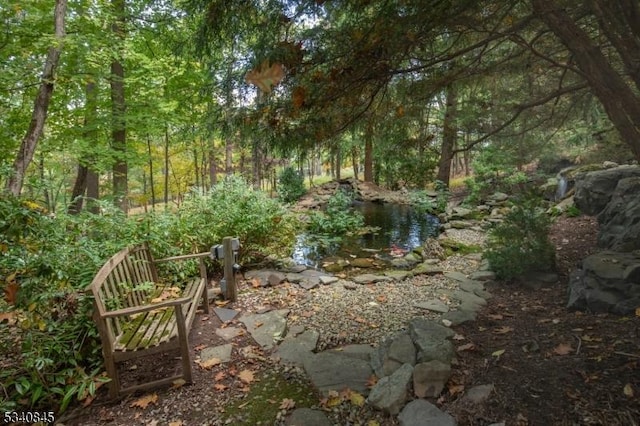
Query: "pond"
292 201 440 269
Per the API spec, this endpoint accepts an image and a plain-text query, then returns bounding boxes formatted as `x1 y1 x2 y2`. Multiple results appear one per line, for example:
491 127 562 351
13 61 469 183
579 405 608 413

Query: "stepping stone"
352 274 391 284
412 263 444 275
444 271 468 282
398 399 456 426
414 299 449 313
366 363 414 415
215 326 243 341
213 307 239 323
462 384 495 404
469 270 496 281
442 310 477 326
384 270 412 281
319 275 339 285
274 329 319 367
239 309 289 350
199 343 232 364
327 344 374 362
413 360 451 398
285 408 331 426
303 352 373 396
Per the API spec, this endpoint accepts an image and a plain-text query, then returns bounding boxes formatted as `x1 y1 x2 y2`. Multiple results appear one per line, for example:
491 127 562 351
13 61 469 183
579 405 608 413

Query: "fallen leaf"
349 391 365 407
213 383 228 391
493 326 513 334
197 357 222 369
553 343 573 356
453 333 466 341
169 421 183 426
238 369 254 384
376 295 387 303
492 349 506 357
457 343 476 352
4 281 18 305
366 375 378 388
447 384 465 396
488 314 503 320
172 378 186 388
214 371 226 381
214 300 230 307
324 390 342 408
254 321 264 328
0 311 17 325
130 393 158 409
194 344 206 351
279 398 296 410
624 383 634 398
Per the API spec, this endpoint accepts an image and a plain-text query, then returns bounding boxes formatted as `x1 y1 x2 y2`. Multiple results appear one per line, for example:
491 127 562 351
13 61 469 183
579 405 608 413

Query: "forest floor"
59 215 640 426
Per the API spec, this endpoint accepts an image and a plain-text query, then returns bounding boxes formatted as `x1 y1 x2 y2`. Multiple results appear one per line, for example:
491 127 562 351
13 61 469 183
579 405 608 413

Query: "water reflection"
292 201 440 267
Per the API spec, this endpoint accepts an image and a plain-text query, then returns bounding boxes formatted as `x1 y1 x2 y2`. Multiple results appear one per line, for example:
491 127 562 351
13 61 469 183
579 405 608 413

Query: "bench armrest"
101 295 192 319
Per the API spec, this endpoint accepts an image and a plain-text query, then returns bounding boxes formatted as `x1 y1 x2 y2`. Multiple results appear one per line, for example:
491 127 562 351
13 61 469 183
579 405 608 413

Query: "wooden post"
223 237 236 301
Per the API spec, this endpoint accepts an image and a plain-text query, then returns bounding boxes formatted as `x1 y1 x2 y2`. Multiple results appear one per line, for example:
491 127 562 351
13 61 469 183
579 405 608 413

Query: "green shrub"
306 190 364 239
168 176 301 262
277 167 306 203
483 196 555 280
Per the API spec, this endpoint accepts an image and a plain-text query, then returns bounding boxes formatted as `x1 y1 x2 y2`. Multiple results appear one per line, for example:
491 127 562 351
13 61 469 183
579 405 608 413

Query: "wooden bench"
86 243 210 398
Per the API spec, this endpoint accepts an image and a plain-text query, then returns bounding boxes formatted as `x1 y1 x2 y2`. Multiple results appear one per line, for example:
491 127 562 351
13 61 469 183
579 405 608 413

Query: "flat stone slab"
215 326 243 341
444 271 468 282
384 270 412 281
442 309 477 325
303 352 373 396
462 383 495 404
352 274 392 284
274 329 320 367
414 299 449 313
398 398 457 426
285 408 331 426
239 309 289 349
328 344 374 362
319 275 339 285
200 343 233 363
213 307 240 323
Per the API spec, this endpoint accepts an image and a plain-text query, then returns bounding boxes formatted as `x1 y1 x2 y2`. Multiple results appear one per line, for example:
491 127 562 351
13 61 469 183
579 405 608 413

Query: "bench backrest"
86 243 159 337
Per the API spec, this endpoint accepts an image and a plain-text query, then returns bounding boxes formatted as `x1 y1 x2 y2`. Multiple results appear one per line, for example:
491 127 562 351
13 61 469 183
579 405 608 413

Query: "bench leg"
175 306 193 384
104 353 121 398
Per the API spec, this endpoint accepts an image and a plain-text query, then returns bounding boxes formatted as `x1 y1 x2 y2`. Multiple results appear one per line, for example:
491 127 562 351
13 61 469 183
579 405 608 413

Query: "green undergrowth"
439 238 483 257
221 369 318 424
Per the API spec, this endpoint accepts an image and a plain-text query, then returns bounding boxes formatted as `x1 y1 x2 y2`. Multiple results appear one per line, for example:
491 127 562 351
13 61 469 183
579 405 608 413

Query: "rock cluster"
569 164 640 314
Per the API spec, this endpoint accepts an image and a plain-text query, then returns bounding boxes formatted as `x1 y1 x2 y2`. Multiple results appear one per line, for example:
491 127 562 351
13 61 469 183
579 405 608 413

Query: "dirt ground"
441 215 640 425
59 215 640 426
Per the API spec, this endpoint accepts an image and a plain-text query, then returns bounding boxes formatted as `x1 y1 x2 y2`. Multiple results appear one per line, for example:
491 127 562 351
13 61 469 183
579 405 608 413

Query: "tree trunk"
110 0 127 212
86 169 99 213
532 0 640 160
209 145 218 187
363 123 374 183
164 126 169 205
5 0 67 196
146 133 156 207
437 84 458 186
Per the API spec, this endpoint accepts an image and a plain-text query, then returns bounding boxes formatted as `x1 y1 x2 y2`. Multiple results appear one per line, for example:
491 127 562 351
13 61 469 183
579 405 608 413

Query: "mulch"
441 215 640 425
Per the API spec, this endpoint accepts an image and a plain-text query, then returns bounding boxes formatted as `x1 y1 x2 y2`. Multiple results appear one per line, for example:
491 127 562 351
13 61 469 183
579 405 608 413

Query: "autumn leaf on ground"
0 311 17 325
492 349 506 357
169 421 183 426
635 307 640 317
4 281 18 305
488 314 503 320
214 300 230 307
376 295 387 303
172 378 186 389
214 371 227 381
130 393 158 409
493 326 514 334
366 375 378 389
447 384 465 396
196 357 222 369
457 343 476 352
279 398 296 410
213 383 228 391
323 390 342 408
238 369 254 384
553 343 573 356
624 383 634 398
349 391 365 407
453 333 465 341
194 344 206 351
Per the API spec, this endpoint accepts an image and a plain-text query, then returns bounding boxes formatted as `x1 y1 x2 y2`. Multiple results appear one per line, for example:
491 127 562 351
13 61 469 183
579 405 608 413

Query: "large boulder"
574 165 640 216
597 177 640 252
567 250 640 315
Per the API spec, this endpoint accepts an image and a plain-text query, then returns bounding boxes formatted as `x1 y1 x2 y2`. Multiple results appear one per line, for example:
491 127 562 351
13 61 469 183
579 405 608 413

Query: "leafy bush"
277 167 306 203
0 181 302 413
483 196 555 280
166 176 301 262
306 190 364 239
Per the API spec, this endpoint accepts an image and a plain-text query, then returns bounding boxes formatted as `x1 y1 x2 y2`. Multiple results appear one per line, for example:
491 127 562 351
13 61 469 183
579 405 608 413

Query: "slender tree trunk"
68 165 88 214
209 143 218 186
532 0 640 160
110 0 127 212
437 84 458 186
351 146 359 180
363 123 374 183
5 0 67 195
164 126 169 205
335 145 342 180
86 169 99 213
146 133 155 207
